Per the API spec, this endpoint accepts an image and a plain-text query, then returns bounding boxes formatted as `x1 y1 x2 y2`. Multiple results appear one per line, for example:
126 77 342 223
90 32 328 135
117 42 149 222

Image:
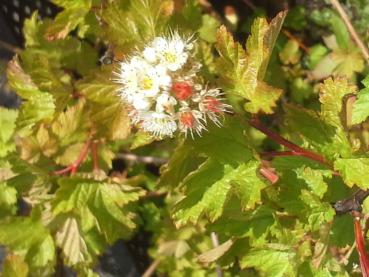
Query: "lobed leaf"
46 0 91 40
352 75 369 124
77 70 131 140
215 12 287 114
55 216 90 266
334 158 369 189
0 217 55 270
2 255 29 277
240 248 297 276
53 178 143 243
0 108 18 157
319 77 356 128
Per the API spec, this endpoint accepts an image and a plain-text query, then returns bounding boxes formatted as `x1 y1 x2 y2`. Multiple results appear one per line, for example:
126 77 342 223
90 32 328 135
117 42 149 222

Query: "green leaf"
173 159 227 225
7 58 55 128
130 131 155 149
352 75 369 124
23 12 42 47
77 70 131 140
18 92 55 129
173 158 265 226
53 178 143 243
308 44 328 69
312 46 365 80
2 255 29 277
284 104 351 159
162 118 264 226
0 108 18 157
158 143 199 188
0 182 17 213
329 12 350 50
198 14 220 43
319 77 356 128
46 1 91 40
309 9 350 50
52 100 88 146
0 217 55 269
330 215 354 248
299 190 335 231
240 248 297 276
19 51 72 109
102 0 172 49
187 117 254 165
215 12 286 114
55 143 85 166
334 158 369 189
317 77 354 158
198 239 234 264
211 206 276 246
7 57 41 99
331 48 364 78
279 40 301 65
56 216 90 266
295 167 329 199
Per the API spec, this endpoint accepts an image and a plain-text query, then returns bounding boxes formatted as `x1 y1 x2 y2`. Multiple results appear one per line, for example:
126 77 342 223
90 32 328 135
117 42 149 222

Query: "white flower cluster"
115 32 231 138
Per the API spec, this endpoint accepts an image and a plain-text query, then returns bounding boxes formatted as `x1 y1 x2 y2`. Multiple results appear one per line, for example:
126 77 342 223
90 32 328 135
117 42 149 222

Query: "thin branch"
241 0 257 10
281 29 310 53
210 232 223 277
249 118 330 167
53 137 92 175
91 141 99 171
261 150 330 167
0 40 21 54
141 191 167 199
329 0 369 63
142 258 161 277
116 153 168 166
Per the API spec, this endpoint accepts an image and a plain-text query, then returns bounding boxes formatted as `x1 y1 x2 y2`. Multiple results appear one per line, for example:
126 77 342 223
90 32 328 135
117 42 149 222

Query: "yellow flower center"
164 52 177 63
141 76 153 90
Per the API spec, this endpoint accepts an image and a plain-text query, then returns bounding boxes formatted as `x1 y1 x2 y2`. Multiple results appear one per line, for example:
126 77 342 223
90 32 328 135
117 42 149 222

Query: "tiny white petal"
141 112 177 138
132 95 151 111
143 47 157 63
156 93 177 113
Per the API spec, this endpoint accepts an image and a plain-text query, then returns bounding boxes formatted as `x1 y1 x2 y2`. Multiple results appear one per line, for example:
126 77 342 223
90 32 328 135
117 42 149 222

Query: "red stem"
249 118 331 167
259 166 279 184
53 137 92 176
354 215 369 277
261 150 329 167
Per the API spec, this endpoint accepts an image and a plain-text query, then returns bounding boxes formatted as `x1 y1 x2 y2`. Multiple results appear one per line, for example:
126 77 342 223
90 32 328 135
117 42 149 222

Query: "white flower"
116 57 162 99
143 47 157 63
132 94 152 111
152 33 189 71
141 112 177 138
155 65 172 89
156 93 177 113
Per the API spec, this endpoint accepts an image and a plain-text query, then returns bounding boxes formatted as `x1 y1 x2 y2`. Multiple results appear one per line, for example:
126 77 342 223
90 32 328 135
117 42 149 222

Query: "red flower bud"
172 82 193 101
204 96 221 113
179 112 195 128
